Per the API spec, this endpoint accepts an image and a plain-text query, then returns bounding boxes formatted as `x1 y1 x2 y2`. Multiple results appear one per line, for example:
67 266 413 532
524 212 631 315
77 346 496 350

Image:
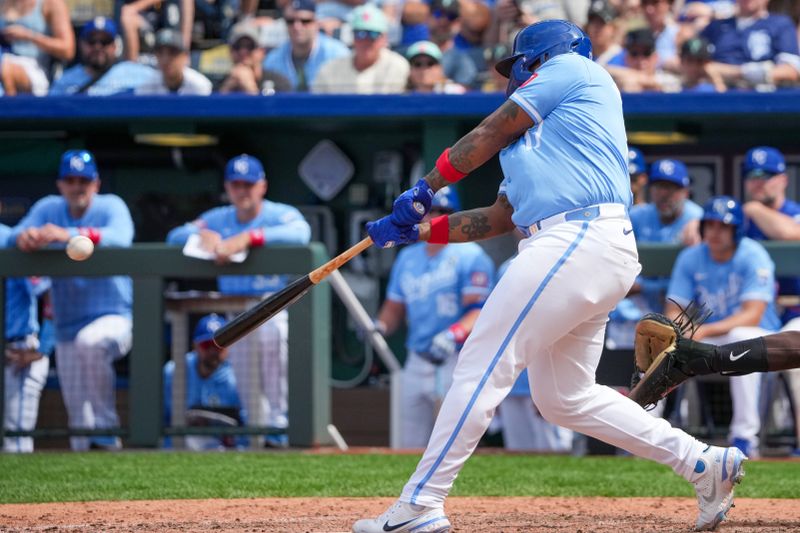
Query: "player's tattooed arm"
418 194 516 242
424 100 534 191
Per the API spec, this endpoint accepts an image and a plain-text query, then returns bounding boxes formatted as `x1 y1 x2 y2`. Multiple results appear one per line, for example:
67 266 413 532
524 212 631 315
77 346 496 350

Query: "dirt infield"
2 497 800 532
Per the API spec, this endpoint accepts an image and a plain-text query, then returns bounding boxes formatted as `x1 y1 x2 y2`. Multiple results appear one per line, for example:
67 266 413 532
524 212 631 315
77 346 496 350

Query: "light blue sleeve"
262 204 311 245
629 205 647 238
666 248 696 306
459 248 495 301
385 249 408 303
163 361 175 427
508 54 584 124
0 224 10 248
166 222 201 245
9 197 56 244
739 242 776 302
263 47 283 72
96 196 134 246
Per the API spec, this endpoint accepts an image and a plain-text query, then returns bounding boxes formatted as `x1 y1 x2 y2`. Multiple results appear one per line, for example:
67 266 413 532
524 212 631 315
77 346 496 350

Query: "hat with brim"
155 28 186 52
350 5 389 34
406 41 443 62
743 146 786 179
228 22 260 47
81 16 118 40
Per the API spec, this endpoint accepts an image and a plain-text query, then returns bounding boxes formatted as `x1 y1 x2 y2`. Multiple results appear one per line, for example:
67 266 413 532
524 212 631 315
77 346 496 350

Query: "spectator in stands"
312 5 409 94
136 28 212 95
585 0 623 67
628 146 648 206
484 0 536 54
163 314 246 451
606 159 702 351
0 0 74 95
219 21 292 94
406 40 464 93
640 0 679 71
426 0 478 88
166 154 311 447
49 17 152 95
666 196 781 458
11 149 134 451
675 1 714 49
701 0 800 90
478 42 510 92
679 36 725 92
120 0 192 63
262 0 349 92
607 28 681 92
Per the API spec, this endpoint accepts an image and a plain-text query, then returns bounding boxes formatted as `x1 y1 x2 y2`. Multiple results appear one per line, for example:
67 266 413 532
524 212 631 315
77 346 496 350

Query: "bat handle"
309 236 373 284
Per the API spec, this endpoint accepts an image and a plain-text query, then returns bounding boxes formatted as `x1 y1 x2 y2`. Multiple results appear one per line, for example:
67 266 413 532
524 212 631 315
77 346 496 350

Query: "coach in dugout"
11 149 134 451
49 17 152 95
166 154 310 447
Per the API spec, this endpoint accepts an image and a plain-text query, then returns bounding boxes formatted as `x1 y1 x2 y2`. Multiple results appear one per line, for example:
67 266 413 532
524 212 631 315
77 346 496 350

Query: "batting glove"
741 60 774 86
426 324 468 365
366 216 419 248
390 178 434 226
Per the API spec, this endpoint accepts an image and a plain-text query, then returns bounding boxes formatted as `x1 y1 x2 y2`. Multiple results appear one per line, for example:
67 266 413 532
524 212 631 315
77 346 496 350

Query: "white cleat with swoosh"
352 500 450 533
692 445 747 531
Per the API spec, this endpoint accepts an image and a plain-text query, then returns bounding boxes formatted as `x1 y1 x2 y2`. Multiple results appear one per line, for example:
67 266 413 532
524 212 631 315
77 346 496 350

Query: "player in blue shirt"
628 146 648 206
354 21 744 533
701 0 800 89
666 196 780 458
1 224 48 453
49 17 152 96
166 154 310 446
375 186 494 447
11 149 134 451
163 314 246 450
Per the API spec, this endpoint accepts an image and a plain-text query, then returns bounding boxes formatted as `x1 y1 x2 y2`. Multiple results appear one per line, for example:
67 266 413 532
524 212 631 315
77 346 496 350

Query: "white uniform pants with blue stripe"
401 211 708 506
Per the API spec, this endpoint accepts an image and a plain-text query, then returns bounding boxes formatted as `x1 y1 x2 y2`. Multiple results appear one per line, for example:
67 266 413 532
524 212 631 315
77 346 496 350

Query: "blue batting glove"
390 178 434 226
366 216 419 248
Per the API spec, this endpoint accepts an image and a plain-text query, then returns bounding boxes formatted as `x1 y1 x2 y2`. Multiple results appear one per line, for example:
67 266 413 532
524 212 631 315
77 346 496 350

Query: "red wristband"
428 215 449 244
449 323 468 344
435 148 468 183
249 229 265 247
79 227 101 244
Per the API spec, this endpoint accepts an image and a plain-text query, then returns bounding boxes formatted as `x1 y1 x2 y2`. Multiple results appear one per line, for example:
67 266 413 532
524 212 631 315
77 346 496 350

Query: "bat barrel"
213 275 313 347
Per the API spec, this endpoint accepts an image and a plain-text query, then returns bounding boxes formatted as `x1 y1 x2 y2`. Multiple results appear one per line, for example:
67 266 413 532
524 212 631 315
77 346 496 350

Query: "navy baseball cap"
225 154 265 182
628 146 646 175
193 313 227 343
80 16 118 40
59 149 99 180
649 159 690 187
742 146 786 179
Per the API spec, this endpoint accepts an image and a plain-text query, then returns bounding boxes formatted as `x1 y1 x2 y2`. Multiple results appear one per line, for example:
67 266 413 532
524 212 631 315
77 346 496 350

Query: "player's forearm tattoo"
450 211 492 241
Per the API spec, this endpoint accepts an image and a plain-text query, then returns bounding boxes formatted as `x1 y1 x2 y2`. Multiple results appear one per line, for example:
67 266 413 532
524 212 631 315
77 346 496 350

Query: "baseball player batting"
353 20 745 533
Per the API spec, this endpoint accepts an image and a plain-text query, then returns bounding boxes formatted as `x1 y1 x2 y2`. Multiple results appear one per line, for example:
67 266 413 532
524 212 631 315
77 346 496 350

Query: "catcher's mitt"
628 302 713 409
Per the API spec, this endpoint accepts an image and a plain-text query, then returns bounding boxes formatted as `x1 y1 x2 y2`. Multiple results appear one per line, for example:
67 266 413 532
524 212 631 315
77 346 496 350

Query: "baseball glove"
629 302 712 409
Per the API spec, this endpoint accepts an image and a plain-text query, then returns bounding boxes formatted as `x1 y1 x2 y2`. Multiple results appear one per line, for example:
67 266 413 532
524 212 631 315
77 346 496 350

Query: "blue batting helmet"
628 147 646 175
700 195 745 243
59 149 99 180
495 20 592 97
193 313 227 343
431 185 461 212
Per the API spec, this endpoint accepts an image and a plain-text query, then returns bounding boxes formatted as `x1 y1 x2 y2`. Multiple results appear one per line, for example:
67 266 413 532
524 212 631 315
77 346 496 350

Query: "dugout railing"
0 243 332 448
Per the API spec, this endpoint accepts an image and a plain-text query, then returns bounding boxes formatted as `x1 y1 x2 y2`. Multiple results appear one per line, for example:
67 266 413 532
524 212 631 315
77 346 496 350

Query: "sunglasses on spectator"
432 9 458 21
353 29 382 41
286 16 315 25
85 36 114 46
411 58 438 68
232 39 257 51
628 47 654 58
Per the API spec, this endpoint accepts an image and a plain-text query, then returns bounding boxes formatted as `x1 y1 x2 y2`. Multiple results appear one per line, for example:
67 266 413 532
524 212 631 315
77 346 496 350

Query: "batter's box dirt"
2 497 799 532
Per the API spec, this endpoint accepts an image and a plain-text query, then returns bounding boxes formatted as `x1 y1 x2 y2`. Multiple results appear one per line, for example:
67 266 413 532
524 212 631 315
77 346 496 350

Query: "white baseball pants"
56 314 132 451
400 206 708 506
4 356 49 453
498 395 573 452
401 353 457 448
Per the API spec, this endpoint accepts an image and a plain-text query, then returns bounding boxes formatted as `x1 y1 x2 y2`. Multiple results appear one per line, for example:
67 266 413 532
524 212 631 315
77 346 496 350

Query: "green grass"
2 452 799 504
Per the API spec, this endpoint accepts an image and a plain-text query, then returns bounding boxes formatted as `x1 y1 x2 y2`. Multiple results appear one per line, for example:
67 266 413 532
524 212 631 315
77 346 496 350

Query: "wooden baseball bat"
213 237 374 348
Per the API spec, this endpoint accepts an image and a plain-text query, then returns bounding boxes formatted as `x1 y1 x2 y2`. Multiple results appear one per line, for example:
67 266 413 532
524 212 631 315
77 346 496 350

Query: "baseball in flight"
66 235 95 261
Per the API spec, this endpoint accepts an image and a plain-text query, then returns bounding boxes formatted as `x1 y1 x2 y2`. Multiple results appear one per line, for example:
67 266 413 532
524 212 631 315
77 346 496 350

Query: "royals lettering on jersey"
10 195 134 341
701 14 800 67
386 243 494 354
166 200 311 295
667 237 781 331
499 53 631 227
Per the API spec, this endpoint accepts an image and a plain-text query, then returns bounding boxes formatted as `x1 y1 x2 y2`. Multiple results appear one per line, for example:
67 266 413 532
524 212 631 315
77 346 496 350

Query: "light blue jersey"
10 195 134 341
500 53 631 227
163 352 246 426
50 61 153 96
630 200 703 243
667 237 781 331
166 200 311 295
0 224 37 341
386 243 494 354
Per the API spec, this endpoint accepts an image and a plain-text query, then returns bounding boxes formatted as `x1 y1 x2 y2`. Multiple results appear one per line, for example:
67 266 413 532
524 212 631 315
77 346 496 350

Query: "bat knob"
412 201 425 215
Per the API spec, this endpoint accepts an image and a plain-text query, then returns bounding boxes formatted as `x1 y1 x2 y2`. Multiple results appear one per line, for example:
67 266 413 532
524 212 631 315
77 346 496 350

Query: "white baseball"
66 235 94 261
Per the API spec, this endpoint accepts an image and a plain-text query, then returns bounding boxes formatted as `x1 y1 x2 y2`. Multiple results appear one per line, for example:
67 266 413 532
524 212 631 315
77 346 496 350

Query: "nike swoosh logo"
729 349 750 361
384 518 417 531
623 227 634 235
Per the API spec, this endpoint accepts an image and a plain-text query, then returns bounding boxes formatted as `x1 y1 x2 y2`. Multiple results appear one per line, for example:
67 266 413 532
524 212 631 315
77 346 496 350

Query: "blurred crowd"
0 0 798 96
